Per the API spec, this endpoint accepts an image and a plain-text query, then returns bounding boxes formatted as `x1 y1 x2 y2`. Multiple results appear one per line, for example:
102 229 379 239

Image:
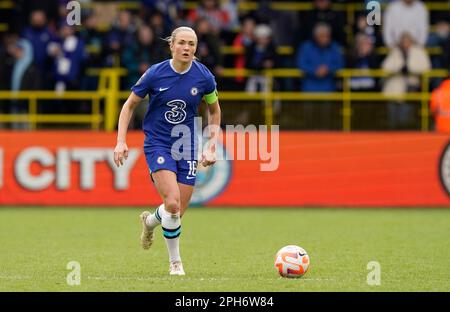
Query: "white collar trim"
170 59 192 75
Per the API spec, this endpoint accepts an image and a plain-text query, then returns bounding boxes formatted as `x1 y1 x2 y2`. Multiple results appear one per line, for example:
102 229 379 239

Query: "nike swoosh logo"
186 176 196 179
299 253 306 256
159 87 169 91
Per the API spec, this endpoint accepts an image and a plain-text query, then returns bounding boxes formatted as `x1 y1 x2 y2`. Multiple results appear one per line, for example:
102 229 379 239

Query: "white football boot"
139 211 154 249
169 261 185 276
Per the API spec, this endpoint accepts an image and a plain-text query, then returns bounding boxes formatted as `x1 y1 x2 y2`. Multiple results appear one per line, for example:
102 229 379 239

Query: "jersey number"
165 100 187 124
187 160 197 178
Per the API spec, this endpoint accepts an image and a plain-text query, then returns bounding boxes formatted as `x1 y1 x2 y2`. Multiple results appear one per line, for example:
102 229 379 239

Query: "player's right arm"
114 91 143 167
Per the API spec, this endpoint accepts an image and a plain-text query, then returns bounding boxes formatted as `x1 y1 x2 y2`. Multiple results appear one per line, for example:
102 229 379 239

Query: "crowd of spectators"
0 0 448 129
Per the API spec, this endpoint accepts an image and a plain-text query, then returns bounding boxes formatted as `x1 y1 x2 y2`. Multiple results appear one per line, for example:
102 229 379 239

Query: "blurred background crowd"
0 0 449 130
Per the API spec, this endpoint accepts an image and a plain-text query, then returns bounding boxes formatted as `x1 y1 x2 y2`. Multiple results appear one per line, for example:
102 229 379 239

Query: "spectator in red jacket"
187 0 231 35
430 79 450 133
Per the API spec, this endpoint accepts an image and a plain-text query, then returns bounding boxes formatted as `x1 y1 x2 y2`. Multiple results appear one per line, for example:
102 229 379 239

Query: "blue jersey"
131 59 216 155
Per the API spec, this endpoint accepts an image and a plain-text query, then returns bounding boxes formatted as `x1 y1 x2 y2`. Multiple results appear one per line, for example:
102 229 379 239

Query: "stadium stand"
0 0 448 131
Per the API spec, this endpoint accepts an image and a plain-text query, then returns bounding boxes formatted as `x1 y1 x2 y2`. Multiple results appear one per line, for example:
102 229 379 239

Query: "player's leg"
141 181 192 235
142 170 194 234
140 150 175 250
178 182 195 217
176 158 197 216
151 169 185 275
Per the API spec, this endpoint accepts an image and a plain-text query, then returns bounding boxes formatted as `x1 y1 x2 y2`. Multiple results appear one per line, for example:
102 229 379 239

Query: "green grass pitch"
0 207 448 291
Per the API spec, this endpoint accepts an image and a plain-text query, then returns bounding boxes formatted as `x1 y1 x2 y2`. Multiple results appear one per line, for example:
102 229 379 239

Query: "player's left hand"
201 144 216 167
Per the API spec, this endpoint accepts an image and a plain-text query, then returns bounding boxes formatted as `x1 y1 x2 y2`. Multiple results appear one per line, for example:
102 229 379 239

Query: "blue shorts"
144 148 197 186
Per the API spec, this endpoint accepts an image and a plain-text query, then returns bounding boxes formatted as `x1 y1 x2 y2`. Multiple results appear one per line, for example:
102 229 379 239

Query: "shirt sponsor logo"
165 99 187 124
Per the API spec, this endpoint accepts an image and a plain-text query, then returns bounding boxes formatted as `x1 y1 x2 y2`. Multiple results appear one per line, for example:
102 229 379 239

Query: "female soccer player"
113 26 221 276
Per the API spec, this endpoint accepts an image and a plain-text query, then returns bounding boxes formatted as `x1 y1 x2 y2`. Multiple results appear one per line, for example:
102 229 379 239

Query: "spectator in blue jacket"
104 10 136 67
10 38 41 129
297 22 344 92
48 24 86 93
20 10 57 84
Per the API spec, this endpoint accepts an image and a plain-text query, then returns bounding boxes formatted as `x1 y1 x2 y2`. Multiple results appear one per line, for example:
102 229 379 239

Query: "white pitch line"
86 275 235 281
85 275 337 282
0 275 31 280
0 274 337 282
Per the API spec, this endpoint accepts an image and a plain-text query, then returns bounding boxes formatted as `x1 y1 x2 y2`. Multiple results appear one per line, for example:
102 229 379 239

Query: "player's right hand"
201 143 216 167
114 141 129 167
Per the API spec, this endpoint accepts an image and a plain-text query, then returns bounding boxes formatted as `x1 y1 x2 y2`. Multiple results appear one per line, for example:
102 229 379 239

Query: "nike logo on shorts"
159 87 169 91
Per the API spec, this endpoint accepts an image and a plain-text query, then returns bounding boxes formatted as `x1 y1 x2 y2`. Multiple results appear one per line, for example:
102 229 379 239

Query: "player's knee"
164 197 180 214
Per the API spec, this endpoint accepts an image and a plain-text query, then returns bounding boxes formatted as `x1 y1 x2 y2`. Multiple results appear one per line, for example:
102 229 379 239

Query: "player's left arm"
202 90 221 167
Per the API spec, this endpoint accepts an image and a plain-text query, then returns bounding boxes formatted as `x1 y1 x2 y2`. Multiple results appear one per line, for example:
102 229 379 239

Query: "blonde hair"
163 26 197 46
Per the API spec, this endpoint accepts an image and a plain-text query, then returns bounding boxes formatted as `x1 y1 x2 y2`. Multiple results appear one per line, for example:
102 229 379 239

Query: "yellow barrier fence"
219 68 448 131
0 68 447 131
0 91 103 130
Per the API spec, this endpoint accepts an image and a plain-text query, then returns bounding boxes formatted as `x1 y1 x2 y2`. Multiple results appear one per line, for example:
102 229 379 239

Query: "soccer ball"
274 245 310 278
